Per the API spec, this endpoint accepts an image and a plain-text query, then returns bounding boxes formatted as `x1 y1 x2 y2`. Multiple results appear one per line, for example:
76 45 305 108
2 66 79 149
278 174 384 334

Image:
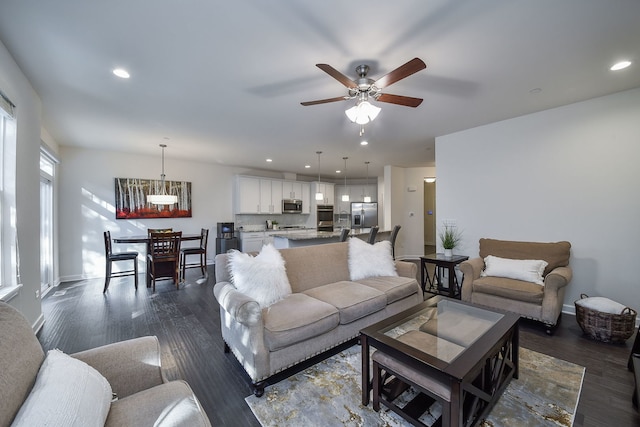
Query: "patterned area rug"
246 345 584 427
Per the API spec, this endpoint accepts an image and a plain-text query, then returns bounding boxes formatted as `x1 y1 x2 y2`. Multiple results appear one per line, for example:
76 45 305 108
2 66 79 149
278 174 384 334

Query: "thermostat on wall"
407 186 417 192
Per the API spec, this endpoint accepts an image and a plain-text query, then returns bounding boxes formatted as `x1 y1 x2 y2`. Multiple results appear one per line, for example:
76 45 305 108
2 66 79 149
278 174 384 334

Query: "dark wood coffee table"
360 296 519 426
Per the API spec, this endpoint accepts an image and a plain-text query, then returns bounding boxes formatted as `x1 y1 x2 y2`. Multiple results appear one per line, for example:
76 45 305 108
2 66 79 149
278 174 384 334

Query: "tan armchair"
459 238 572 334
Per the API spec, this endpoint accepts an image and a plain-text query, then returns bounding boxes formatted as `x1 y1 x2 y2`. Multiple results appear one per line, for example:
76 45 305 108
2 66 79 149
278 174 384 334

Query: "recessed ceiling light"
529 88 542 94
360 140 368 146
610 61 632 71
305 164 311 168
266 158 273 162
336 170 341 174
112 68 130 79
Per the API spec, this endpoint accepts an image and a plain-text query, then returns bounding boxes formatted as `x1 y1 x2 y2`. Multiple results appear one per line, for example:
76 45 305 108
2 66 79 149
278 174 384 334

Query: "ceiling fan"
301 58 427 123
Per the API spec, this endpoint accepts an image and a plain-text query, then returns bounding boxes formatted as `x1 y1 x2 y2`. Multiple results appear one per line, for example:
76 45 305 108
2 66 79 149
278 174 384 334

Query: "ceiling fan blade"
301 96 349 106
376 93 423 107
374 58 426 89
316 64 358 89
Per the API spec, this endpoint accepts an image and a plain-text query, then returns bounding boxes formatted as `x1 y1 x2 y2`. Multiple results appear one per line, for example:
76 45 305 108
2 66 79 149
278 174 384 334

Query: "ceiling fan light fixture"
345 101 381 125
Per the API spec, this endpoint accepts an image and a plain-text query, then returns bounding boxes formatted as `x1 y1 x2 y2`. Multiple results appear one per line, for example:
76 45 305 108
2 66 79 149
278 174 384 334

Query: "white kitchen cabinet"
300 183 311 213
239 231 267 252
312 182 334 206
260 179 282 214
235 176 283 214
235 176 262 214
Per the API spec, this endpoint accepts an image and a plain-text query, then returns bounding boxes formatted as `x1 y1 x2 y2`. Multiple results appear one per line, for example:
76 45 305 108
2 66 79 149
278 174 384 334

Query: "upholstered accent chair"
459 238 572 334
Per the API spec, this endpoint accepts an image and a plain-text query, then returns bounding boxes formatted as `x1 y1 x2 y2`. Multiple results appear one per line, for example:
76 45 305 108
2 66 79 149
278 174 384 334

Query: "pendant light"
315 151 324 201
363 161 372 203
147 144 178 205
341 157 349 202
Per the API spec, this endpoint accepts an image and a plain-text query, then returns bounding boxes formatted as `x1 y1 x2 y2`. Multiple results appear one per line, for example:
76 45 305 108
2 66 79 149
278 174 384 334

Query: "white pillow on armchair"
481 255 548 285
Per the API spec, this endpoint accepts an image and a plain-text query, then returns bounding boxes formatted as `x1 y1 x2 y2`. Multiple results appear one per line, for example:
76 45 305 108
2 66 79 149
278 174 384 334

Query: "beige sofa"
459 238 572 334
214 241 423 396
0 302 211 426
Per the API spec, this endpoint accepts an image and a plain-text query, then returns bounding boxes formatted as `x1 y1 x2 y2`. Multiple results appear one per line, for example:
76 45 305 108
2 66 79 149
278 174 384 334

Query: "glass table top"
380 299 504 363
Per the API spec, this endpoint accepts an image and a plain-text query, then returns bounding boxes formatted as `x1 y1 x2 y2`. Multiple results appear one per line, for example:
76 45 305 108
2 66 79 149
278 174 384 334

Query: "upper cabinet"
235 176 310 214
311 182 335 206
260 179 282 214
235 176 262 214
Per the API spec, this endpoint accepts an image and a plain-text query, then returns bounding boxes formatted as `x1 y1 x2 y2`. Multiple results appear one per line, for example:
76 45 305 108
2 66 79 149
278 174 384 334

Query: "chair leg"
181 252 186 282
104 260 112 293
200 253 206 276
134 259 138 290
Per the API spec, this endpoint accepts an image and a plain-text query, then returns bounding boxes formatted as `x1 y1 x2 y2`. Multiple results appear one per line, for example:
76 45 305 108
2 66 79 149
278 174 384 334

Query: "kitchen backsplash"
235 213 310 230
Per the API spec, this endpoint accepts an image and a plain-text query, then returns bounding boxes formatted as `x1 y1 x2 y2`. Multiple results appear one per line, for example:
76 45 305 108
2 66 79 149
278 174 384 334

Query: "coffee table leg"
361 334 370 406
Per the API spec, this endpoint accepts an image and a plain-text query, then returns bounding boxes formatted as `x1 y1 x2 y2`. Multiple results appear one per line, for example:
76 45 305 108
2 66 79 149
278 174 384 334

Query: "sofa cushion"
11 349 112 427
472 276 544 304
303 281 387 324
105 380 210 427
348 238 398 280
264 294 339 351
479 238 570 276
356 276 420 304
280 242 351 293
481 255 548 285
228 244 292 308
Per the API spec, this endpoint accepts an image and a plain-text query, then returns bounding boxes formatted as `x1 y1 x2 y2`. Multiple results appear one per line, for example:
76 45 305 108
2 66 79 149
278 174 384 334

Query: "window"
0 90 19 301
40 148 57 295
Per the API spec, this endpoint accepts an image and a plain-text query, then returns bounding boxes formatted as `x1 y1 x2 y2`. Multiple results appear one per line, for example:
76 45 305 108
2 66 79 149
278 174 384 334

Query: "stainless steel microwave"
282 199 303 213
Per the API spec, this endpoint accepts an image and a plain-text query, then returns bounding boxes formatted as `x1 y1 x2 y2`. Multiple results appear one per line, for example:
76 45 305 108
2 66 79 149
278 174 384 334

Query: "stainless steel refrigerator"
350 202 378 228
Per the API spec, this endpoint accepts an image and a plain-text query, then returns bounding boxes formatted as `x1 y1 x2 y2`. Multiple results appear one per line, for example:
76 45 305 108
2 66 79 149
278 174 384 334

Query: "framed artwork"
115 177 192 219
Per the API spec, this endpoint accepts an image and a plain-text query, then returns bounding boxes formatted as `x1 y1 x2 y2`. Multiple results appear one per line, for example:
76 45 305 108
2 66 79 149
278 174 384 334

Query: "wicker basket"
575 293 637 343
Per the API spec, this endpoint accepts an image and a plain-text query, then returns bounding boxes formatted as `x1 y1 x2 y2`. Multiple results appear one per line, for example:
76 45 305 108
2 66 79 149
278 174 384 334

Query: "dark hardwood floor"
37 269 639 426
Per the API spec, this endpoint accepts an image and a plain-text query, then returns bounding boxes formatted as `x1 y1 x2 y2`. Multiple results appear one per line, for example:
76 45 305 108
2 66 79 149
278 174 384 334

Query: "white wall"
0 40 44 326
436 88 640 312
58 146 249 281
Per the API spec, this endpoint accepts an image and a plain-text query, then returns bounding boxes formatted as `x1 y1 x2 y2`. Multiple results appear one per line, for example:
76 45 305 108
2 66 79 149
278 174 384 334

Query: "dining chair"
147 231 182 292
367 226 379 244
389 225 401 259
339 228 351 242
180 228 209 281
103 231 138 293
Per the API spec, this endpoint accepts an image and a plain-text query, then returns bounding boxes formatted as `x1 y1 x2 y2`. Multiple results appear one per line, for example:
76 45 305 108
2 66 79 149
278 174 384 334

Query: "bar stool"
389 225 401 259
103 231 138 293
180 228 209 281
339 228 350 242
367 226 379 244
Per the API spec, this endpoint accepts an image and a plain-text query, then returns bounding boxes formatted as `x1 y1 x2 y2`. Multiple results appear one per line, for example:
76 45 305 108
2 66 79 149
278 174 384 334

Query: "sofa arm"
543 266 572 291
213 281 262 326
395 260 417 280
71 336 165 399
459 257 484 301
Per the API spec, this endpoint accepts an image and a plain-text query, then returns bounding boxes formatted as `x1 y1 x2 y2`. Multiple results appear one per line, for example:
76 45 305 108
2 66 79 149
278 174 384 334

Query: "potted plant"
272 221 279 230
438 224 462 257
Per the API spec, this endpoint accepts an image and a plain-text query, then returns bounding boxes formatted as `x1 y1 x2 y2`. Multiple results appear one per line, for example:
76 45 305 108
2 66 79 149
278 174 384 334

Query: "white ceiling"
0 0 639 178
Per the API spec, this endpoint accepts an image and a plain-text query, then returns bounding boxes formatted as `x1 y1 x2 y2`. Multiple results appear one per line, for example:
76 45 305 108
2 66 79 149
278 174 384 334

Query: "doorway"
424 180 436 255
40 150 55 295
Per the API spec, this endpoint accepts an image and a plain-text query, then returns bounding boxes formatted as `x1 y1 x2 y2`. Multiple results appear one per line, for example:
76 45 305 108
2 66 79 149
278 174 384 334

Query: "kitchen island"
271 228 390 249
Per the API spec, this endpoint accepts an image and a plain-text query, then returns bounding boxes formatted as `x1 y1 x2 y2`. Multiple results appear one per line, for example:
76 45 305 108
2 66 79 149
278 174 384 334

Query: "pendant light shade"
363 161 372 203
147 144 178 205
315 151 324 201
341 157 349 202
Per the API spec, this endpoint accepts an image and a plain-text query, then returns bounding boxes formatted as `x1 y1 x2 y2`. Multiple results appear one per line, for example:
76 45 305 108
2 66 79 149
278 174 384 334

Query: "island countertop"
271 228 390 248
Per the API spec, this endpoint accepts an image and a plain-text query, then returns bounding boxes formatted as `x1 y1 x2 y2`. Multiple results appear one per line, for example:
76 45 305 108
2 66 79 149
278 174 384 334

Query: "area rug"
245 345 584 427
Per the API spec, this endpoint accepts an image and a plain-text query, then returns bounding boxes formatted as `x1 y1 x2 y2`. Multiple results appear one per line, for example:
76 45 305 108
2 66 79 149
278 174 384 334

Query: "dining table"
112 233 204 287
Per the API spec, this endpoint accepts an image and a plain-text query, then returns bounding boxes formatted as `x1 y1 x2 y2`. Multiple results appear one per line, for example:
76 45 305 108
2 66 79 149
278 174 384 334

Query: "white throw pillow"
348 237 398 281
575 296 627 314
228 243 292 308
481 255 548 285
11 349 112 427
